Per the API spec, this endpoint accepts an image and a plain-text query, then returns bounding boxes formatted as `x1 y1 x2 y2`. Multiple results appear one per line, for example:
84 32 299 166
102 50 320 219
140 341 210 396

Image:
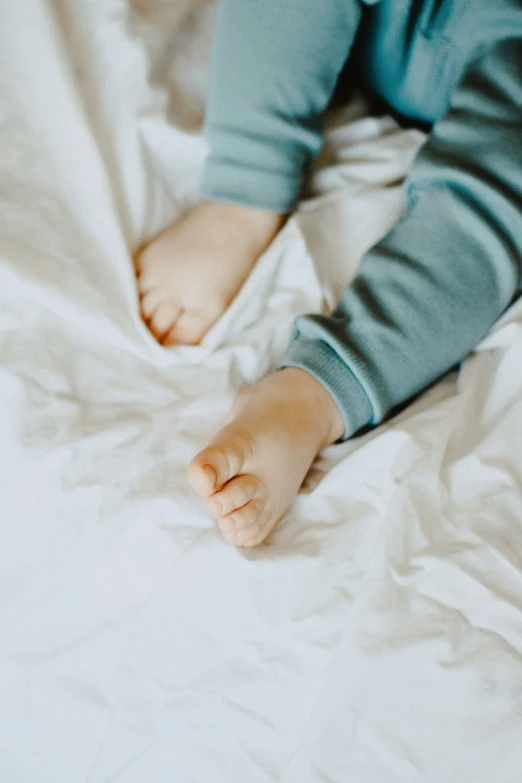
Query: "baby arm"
136 0 361 345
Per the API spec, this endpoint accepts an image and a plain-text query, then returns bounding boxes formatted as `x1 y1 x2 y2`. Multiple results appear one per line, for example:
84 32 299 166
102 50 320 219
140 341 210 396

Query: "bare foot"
135 201 284 345
188 368 344 547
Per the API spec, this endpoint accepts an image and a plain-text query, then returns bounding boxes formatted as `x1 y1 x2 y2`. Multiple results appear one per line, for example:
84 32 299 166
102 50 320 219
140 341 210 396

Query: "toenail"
203 464 217 486
211 500 222 516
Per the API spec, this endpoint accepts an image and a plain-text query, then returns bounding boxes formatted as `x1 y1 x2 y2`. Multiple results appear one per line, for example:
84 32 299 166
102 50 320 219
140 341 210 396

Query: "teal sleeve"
201 0 362 213
281 38 522 439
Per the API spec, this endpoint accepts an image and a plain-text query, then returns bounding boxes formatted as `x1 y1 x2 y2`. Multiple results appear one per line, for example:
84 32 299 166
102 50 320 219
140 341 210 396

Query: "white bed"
1 2 522 781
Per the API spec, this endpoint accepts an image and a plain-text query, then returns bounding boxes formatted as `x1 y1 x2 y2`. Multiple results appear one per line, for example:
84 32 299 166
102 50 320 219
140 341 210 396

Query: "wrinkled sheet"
1 2 522 781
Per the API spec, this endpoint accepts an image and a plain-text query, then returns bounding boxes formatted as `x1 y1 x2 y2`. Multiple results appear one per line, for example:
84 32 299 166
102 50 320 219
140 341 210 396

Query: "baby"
135 0 522 547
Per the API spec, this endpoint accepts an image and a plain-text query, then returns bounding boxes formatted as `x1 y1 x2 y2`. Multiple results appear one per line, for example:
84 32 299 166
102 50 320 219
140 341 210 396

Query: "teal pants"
202 1 522 439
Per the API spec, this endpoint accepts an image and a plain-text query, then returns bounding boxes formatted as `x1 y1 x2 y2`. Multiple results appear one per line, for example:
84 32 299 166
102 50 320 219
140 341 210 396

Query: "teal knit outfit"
202 0 522 439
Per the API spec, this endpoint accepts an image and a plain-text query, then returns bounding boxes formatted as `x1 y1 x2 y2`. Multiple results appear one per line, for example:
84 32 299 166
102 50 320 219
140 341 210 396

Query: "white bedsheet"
1 2 522 781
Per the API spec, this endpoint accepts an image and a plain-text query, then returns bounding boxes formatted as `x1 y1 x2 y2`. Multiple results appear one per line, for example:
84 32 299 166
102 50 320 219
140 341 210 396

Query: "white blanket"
1 3 522 781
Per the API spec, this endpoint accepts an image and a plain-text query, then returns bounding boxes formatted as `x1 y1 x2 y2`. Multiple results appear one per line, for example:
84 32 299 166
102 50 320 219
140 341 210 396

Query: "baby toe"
164 310 210 346
135 255 158 294
229 497 265 531
237 509 279 548
189 429 251 496
139 289 162 321
219 497 265 543
188 461 219 497
207 474 260 519
149 301 182 340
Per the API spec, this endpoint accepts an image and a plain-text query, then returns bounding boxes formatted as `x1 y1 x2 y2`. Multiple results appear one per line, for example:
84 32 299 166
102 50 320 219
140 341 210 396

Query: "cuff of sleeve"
201 157 301 213
279 337 374 442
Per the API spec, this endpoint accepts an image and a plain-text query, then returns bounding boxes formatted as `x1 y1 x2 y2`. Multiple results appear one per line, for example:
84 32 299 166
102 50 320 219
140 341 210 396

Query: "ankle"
199 200 286 255
277 368 345 449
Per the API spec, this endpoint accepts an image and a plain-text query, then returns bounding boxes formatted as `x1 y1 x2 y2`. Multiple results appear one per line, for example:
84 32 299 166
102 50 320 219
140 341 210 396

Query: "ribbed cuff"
279 337 374 442
201 157 301 213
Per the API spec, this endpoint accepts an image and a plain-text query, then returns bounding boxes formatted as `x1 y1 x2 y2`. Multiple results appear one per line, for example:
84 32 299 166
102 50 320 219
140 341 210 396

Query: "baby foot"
188 368 344 547
135 201 284 346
